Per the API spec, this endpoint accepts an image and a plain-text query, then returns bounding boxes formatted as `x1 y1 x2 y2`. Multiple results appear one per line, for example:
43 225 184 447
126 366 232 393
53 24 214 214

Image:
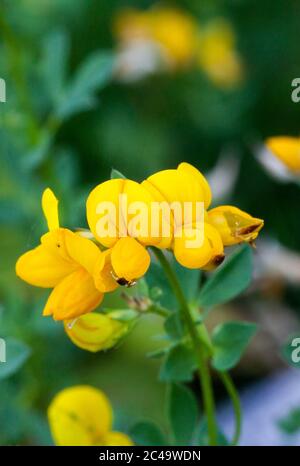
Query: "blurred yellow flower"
208 205 264 246
197 19 243 88
266 136 300 174
64 312 129 352
16 189 112 320
114 7 198 69
48 386 133 446
114 6 243 87
149 8 198 68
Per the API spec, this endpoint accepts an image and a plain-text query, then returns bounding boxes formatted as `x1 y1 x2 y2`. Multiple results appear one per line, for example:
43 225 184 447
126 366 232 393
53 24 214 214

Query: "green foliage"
167 383 198 446
0 338 31 380
164 312 185 341
130 421 167 446
211 321 257 371
41 30 70 105
173 261 201 302
146 261 177 310
55 51 115 120
198 245 253 310
197 420 229 446
278 407 300 434
110 168 126 179
160 344 197 382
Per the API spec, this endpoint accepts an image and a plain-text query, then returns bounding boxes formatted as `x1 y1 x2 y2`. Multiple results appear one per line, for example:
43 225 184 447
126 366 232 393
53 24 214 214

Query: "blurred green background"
1 0 300 445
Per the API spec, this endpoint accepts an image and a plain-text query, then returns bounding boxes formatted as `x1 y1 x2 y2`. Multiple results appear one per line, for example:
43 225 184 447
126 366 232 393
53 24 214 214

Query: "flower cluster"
114 6 243 87
48 385 133 446
16 162 263 349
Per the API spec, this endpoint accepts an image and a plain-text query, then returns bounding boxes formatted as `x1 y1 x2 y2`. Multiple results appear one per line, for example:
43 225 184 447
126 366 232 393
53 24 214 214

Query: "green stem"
219 371 242 445
151 247 218 446
149 304 170 318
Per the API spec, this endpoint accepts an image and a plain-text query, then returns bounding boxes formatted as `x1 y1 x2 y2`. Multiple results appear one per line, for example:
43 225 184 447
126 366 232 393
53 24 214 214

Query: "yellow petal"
101 431 134 446
86 179 124 248
93 249 119 293
48 385 112 446
64 312 127 352
43 268 103 320
177 162 212 209
173 222 224 269
42 188 59 231
86 179 159 248
16 242 77 288
111 237 150 282
266 136 300 173
64 229 103 276
208 205 264 246
142 163 210 233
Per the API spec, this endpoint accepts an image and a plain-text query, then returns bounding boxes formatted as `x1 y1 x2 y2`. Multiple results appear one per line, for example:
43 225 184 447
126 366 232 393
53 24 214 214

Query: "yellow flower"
173 222 224 269
15 189 112 320
142 162 225 268
86 178 157 283
48 386 133 446
149 8 198 68
114 7 198 69
198 19 243 88
265 136 300 174
142 162 212 248
64 312 129 352
208 205 264 246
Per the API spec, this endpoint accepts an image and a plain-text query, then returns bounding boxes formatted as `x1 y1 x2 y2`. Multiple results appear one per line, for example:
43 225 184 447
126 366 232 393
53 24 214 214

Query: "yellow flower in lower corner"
265 136 300 174
48 386 133 446
208 205 264 246
64 312 129 352
16 188 115 320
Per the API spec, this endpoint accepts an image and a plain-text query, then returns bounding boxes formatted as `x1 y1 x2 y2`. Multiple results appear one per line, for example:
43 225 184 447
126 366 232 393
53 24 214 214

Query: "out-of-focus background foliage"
1 0 300 445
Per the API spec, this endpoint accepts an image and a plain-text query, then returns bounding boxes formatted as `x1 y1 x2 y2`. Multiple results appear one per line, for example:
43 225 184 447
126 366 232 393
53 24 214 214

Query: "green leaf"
0 338 31 379
173 260 201 301
160 344 197 382
56 51 114 120
146 261 177 310
130 421 166 446
168 383 198 445
198 245 253 309
164 312 185 341
110 168 126 179
146 347 170 359
211 321 257 371
278 407 300 434
197 419 229 446
41 30 69 104
282 334 300 369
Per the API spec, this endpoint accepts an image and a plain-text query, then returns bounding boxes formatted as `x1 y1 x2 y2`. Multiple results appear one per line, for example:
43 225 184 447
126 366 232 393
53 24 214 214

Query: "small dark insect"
212 254 225 266
111 271 137 287
116 277 137 287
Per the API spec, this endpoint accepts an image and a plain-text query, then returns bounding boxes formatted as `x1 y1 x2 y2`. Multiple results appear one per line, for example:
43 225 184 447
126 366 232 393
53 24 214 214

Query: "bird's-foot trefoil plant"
16 163 263 446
